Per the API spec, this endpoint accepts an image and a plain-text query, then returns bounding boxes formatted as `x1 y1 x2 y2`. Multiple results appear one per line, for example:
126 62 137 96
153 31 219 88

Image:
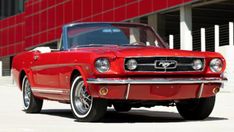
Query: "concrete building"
0 0 233 89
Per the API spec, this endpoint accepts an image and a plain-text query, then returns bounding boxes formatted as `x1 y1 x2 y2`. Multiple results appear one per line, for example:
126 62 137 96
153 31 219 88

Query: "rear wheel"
176 96 215 120
70 76 107 122
22 76 43 113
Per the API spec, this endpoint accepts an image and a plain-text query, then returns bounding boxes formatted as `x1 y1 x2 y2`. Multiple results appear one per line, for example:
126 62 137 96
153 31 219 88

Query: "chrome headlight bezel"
95 58 110 73
210 58 223 73
192 59 203 71
126 59 138 70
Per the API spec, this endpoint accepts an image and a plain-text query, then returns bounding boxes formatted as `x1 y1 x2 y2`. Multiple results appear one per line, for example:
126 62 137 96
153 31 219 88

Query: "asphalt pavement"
0 76 234 132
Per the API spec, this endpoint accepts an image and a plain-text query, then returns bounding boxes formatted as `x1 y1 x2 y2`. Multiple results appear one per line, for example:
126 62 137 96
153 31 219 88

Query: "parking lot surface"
0 77 233 132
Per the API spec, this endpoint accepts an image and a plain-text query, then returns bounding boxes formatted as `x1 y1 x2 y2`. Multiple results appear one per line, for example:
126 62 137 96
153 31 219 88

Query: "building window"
0 0 25 20
17 0 25 13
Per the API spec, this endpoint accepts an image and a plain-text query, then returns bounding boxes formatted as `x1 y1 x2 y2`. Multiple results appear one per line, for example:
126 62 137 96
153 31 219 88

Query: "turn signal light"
213 87 220 94
99 87 108 96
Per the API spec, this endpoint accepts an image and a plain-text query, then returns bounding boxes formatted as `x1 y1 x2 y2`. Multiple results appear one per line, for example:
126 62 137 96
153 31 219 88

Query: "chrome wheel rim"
73 80 93 116
23 78 31 109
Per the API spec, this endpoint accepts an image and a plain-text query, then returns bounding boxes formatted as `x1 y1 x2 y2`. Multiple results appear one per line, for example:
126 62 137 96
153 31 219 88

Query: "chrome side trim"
87 77 227 84
125 83 131 100
32 88 68 94
197 83 204 98
31 63 87 71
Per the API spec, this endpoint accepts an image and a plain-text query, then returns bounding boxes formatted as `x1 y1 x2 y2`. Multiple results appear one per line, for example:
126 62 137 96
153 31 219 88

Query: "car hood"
72 45 223 58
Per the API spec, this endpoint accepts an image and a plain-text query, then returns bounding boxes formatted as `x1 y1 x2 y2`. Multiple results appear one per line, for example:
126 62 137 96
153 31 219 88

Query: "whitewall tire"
70 76 107 122
22 76 43 113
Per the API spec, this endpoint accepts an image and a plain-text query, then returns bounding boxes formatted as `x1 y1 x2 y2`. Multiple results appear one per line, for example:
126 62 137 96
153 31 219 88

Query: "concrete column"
201 28 206 51
148 14 165 37
130 19 140 43
169 35 174 49
0 61 2 77
130 18 140 23
229 22 234 46
148 14 157 31
180 5 192 50
214 25 219 52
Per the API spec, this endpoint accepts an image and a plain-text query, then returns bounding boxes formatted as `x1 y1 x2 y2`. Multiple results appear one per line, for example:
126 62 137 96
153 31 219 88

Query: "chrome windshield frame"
61 22 168 50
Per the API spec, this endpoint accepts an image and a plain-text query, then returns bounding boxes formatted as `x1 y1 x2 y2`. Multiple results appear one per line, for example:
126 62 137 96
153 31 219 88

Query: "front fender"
18 68 33 91
73 65 93 88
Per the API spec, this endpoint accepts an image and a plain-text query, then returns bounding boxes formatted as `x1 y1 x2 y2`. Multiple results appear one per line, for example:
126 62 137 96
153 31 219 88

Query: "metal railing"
168 22 234 52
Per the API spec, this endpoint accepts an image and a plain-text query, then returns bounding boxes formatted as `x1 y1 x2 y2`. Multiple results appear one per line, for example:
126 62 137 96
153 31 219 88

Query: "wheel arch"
70 69 81 86
19 68 33 91
70 67 89 88
19 70 26 91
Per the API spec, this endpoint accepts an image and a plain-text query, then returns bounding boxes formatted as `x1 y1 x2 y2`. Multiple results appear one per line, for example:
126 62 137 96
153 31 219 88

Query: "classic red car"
12 22 227 122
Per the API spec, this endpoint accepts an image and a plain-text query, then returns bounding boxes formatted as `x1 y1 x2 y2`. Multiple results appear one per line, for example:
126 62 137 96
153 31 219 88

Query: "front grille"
124 57 205 72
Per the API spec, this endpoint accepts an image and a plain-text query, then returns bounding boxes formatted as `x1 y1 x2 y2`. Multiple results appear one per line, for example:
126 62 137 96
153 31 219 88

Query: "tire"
176 96 215 120
70 76 107 122
22 76 43 113
113 104 131 112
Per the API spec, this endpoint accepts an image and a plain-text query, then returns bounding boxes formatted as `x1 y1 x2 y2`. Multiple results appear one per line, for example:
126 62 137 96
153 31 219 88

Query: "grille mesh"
124 57 205 72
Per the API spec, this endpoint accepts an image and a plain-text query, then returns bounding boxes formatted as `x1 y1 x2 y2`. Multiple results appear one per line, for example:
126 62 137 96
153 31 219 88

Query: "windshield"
67 23 166 48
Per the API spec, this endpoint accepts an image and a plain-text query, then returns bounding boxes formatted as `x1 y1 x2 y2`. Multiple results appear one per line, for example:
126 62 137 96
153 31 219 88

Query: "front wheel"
70 76 107 122
176 96 215 120
22 76 43 113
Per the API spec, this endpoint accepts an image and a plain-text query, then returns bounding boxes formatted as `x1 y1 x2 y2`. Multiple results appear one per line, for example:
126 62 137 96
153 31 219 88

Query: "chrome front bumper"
87 77 227 99
87 77 227 84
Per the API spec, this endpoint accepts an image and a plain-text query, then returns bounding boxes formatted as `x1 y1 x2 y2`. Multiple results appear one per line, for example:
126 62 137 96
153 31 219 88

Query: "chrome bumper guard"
87 77 227 84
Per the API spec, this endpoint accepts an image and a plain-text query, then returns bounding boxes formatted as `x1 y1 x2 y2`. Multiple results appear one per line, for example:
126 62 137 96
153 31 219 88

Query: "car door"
31 51 60 89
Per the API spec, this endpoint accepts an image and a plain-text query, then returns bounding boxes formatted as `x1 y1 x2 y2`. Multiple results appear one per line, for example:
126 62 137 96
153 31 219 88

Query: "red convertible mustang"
12 22 227 122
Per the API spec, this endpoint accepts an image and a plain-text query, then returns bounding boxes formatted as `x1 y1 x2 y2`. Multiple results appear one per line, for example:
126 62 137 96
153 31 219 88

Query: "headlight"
126 59 137 70
95 58 110 73
192 59 203 70
210 58 223 72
